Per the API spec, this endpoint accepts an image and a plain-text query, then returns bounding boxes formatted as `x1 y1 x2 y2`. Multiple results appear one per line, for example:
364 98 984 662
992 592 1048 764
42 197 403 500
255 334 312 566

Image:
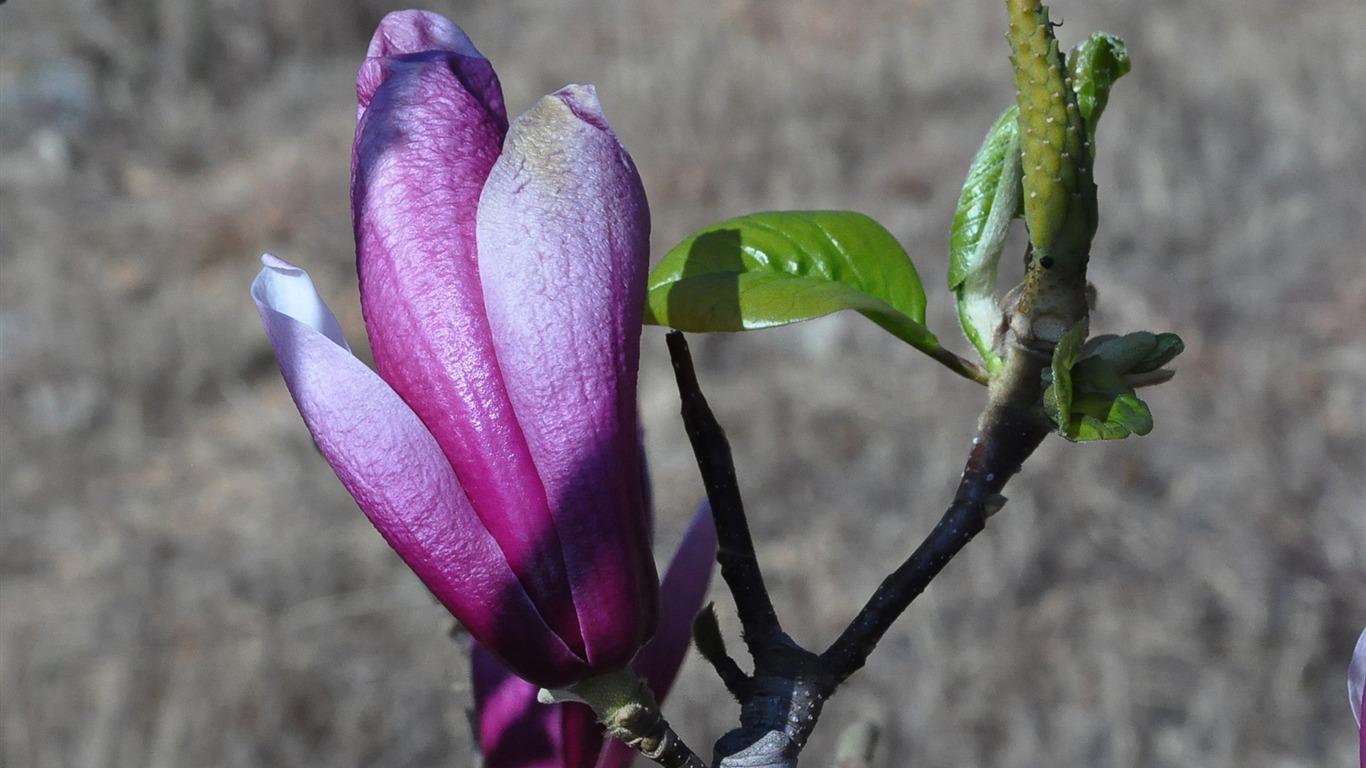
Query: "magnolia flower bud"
254 10 657 689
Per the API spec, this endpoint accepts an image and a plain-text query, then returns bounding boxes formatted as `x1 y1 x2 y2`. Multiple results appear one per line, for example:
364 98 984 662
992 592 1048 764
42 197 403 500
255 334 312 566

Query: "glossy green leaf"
1067 33 1131 151
645 211 944 355
948 107 1021 373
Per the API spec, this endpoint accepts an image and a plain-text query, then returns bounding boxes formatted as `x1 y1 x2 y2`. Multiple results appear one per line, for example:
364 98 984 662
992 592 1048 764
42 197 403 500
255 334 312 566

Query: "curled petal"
253 254 349 350
252 255 587 686
478 84 656 670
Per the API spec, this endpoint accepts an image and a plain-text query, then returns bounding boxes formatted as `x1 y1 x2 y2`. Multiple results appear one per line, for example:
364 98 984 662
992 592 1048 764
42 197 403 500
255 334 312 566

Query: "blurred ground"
2 1 1364 766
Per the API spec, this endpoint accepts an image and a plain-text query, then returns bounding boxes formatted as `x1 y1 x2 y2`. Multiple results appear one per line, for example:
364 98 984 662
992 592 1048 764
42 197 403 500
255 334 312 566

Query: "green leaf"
1084 331 1185 374
948 107 1021 373
1067 33 1131 151
1070 392 1153 441
1085 331 1159 372
1133 332 1184 373
1043 321 1087 430
1044 322 1162 441
644 211 945 355
946 33 1129 374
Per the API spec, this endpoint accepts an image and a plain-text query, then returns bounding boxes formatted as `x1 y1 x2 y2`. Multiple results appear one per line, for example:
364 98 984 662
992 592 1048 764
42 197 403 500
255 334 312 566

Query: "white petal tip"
261 253 301 273
251 255 350 350
554 84 600 111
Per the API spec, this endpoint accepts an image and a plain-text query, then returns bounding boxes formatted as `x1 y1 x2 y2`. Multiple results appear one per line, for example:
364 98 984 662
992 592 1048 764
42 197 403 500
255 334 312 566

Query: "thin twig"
666 336 1053 768
929 346 991 386
616 709 711 768
667 332 783 653
693 604 752 698
820 346 1050 683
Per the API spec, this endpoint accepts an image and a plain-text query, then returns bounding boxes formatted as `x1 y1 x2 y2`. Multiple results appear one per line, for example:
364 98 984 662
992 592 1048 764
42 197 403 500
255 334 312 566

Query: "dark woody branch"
667 331 784 656
666 333 1054 768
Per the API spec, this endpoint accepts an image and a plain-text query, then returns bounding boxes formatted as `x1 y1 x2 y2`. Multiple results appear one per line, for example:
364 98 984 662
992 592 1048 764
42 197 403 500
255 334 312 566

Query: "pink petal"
357 11 506 126
252 255 587 686
633 502 716 700
352 47 582 652
477 84 656 670
470 506 714 768
598 504 717 768
473 645 605 768
366 10 483 60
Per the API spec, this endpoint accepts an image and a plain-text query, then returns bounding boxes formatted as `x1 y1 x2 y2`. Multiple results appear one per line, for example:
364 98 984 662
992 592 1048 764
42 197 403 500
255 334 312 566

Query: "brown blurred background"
3 0 1364 766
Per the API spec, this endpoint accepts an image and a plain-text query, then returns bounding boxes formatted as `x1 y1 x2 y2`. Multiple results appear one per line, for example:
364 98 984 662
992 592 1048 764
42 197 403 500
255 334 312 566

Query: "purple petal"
1351 627 1365 728
365 10 483 60
252 255 588 686
632 503 716 700
598 504 717 768
469 507 714 768
473 645 605 768
357 12 506 127
352 46 582 652
477 84 656 671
